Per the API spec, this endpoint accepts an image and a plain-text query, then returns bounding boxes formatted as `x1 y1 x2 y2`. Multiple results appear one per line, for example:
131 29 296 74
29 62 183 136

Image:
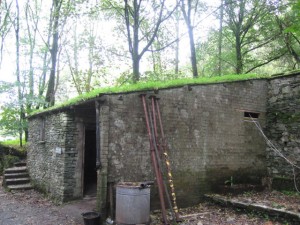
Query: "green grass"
0 139 22 146
0 139 27 150
30 73 271 116
280 190 300 197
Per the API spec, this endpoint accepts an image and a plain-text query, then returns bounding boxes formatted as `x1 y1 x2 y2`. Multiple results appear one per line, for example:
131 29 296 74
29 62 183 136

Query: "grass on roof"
30 73 270 116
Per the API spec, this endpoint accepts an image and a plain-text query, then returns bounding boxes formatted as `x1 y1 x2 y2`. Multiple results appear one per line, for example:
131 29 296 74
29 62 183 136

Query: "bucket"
82 211 101 225
116 182 150 225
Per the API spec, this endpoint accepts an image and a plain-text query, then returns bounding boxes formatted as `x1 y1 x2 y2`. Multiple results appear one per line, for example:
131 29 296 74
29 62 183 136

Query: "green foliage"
0 81 14 94
270 111 300 124
280 190 300 196
0 141 26 175
0 103 23 137
0 139 26 148
0 154 19 175
30 73 270 116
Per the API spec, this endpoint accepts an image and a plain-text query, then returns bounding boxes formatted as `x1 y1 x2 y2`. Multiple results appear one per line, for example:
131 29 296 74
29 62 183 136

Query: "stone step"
4 172 29 179
14 162 27 167
5 177 30 185
7 183 33 191
4 166 27 174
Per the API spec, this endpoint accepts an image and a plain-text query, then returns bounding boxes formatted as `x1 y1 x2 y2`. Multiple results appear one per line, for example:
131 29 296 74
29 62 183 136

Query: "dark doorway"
84 129 97 197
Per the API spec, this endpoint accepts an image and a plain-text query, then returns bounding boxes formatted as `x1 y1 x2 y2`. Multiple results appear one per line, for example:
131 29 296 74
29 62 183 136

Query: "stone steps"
3 162 33 191
4 172 29 179
14 162 27 167
7 183 33 191
4 166 27 174
5 177 30 186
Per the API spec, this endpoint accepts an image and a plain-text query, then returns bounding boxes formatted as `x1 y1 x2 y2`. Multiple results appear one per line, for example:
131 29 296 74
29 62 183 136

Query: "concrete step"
14 162 27 167
5 177 30 185
4 166 27 174
4 172 29 179
7 183 33 191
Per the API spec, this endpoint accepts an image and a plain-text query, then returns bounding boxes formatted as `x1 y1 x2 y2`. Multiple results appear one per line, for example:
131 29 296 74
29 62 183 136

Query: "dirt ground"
0 177 95 225
0 177 299 225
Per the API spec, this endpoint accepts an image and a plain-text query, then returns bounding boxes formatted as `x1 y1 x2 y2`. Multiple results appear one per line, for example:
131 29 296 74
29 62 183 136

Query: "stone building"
27 72 300 213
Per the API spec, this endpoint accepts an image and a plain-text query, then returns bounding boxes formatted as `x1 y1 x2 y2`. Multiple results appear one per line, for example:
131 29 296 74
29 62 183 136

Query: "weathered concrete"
105 80 268 207
27 74 300 208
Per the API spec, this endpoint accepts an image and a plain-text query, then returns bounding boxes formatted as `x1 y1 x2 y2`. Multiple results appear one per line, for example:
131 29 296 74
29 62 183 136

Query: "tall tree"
10 0 25 145
45 0 62 107
223 0 284 74
102 0 178 82
180 0 199 78
276 0 300 69
0 0 12 67
218 0 224 76
66 1 106 94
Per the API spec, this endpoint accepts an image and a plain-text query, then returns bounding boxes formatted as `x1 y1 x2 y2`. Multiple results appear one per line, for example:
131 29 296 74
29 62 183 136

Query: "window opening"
244 111 260 119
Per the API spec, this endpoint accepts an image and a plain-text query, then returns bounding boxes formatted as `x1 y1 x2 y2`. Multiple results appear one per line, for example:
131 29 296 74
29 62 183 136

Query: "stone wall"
266 74 300 189
28 78 271 207
28 112 79 202
105 79 268 207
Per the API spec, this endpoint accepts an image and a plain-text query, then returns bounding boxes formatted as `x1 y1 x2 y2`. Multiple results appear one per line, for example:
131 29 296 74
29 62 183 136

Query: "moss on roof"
29 71 300 117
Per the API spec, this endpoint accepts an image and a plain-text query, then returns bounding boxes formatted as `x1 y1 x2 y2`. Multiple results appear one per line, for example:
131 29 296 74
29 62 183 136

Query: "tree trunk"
181 0 198 78
15 0 23 146
218 0 224 76
132 0 140 83
37 4 53 108
45 0 61 107
175 10 180 74
86 33 94 92
235 34 243 74
188 24 198 78
133 55 140 82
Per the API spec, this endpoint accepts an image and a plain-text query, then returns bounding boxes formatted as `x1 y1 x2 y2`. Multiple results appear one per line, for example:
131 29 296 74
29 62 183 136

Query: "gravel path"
0 176 297 225
0 177 96 225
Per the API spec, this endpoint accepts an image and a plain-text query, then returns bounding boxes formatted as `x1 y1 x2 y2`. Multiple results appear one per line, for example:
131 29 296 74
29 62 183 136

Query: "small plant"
281 190 300 197
225 176 234 187
271 202 284 209
243 191 254 197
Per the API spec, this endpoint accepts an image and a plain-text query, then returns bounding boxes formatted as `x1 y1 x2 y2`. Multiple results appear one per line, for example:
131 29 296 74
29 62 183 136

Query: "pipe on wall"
95 100 101 170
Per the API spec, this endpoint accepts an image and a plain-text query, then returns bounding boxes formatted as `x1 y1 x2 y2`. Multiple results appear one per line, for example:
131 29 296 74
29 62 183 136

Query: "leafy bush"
0 143 26 175
0 154 20 175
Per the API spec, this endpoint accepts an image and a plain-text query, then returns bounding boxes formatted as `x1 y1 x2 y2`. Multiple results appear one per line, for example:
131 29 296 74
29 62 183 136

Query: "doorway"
84 129 97 197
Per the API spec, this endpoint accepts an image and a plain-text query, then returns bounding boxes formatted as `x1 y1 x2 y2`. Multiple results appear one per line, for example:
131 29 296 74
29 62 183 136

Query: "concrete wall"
28 78 270 207
266 74 300 189
105 80 268 207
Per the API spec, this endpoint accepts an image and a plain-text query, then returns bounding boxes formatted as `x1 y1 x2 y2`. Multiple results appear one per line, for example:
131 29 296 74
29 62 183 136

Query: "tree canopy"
0 0 300 144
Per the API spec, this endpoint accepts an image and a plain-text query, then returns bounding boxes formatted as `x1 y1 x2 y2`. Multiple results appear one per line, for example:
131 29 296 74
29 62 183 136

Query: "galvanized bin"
116 182 150 225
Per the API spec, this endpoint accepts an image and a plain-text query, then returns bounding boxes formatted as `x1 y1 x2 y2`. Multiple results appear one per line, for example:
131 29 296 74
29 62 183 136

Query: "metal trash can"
116 182 150 225
82 211 101 225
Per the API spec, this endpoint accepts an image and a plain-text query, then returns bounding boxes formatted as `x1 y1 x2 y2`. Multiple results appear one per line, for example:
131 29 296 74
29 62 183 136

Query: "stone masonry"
266 74 300 189
27 112 77 202
27 73 300 208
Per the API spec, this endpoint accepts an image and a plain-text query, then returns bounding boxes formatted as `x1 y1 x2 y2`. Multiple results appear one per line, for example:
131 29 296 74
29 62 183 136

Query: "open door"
84 129 97 197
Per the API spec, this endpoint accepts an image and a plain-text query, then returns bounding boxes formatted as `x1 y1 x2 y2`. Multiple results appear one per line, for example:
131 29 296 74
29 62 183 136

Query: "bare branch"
245 51 288 73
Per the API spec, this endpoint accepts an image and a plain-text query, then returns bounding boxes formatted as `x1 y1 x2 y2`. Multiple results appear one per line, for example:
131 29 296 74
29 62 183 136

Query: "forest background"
0 0 300 145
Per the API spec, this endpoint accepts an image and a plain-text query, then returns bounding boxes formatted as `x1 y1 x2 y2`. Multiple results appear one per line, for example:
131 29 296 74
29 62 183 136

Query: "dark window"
244 111 260 119
40 118 45 141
